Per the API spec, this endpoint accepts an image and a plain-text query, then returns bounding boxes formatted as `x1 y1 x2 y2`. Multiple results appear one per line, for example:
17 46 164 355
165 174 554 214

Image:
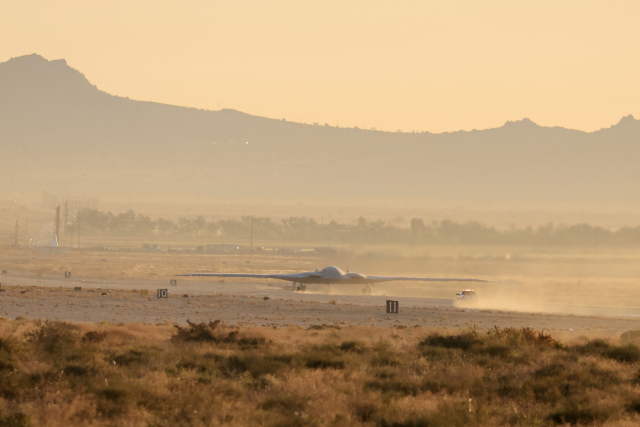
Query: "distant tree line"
77 208 640 247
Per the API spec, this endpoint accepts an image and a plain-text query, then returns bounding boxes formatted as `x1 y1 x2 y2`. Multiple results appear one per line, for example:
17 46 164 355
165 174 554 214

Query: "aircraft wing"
364 276 489 283
178 272 312 282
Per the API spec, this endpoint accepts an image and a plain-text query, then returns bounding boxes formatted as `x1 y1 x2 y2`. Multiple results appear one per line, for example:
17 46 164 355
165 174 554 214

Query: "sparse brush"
25 319 79 355
573 339 640 363
339 340 367 354
172 320 222 342
1 321 640 426
308 324 341 330
81 330 107 343
0 336 18 355
0 412 30 427
420 331 481 351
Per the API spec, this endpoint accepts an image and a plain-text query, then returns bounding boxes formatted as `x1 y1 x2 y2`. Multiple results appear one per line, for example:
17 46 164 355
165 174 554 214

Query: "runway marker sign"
157 289 168 299
386 300 399 314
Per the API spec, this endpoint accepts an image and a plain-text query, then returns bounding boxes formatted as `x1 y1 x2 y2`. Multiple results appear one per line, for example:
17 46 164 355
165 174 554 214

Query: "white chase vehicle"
456 289 479 302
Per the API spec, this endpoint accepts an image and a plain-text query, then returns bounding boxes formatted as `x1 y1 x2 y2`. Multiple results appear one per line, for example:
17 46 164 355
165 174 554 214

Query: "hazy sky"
2 1 639 133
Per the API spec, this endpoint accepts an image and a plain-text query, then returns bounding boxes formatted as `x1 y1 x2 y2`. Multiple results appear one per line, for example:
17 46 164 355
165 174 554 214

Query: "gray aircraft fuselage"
180 266 487 285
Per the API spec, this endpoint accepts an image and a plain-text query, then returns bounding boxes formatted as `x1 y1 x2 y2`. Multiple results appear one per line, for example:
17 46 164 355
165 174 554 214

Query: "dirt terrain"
1 248 639 341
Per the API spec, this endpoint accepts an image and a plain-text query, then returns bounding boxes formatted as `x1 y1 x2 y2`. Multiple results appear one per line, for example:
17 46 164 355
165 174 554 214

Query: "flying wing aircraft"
179 265 488 294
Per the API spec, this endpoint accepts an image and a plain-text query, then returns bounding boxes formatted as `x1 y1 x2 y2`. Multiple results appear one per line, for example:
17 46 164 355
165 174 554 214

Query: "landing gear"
293 282 307 292
362 284 374 295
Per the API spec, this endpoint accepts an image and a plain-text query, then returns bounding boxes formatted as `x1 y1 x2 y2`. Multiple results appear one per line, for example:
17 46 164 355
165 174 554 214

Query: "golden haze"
1 0 639 133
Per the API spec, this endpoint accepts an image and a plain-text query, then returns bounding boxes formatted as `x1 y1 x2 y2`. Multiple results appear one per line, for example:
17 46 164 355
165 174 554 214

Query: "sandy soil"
1 248 639 341
0 273 636 342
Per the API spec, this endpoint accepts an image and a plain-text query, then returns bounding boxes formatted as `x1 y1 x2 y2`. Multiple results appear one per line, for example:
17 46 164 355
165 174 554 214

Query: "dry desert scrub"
0 319 640 426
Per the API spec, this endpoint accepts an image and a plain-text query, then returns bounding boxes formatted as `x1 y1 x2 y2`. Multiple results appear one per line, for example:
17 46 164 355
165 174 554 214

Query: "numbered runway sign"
157 289 168 299
386 300 399 314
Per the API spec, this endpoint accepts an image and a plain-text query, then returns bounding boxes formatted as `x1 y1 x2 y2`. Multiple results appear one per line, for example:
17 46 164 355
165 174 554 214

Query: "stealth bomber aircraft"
180 266 488 294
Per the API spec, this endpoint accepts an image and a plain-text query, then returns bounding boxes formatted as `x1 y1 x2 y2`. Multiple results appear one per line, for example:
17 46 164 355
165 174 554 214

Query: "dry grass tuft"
0 321 639 426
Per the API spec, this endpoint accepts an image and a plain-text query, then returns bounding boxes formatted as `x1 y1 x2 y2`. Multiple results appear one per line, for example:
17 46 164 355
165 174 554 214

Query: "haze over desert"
3 2 640 426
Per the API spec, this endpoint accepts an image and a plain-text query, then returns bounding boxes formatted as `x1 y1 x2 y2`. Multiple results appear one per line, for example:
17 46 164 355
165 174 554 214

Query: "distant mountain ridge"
1 54 639 201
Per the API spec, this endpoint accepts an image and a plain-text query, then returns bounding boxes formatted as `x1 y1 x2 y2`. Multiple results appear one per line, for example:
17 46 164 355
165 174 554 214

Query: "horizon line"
3 53 638 135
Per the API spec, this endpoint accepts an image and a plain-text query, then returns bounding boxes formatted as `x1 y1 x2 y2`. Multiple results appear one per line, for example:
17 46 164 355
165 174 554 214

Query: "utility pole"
63 201 68 235
55 205 60 244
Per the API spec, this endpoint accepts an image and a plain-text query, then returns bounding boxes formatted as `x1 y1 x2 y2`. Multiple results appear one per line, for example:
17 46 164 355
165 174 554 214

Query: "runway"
1 270 638 340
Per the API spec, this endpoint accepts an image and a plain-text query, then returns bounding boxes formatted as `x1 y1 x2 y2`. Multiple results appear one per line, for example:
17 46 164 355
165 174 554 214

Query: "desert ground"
1 247 639 341
3 245 640 425
3 215 640 426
